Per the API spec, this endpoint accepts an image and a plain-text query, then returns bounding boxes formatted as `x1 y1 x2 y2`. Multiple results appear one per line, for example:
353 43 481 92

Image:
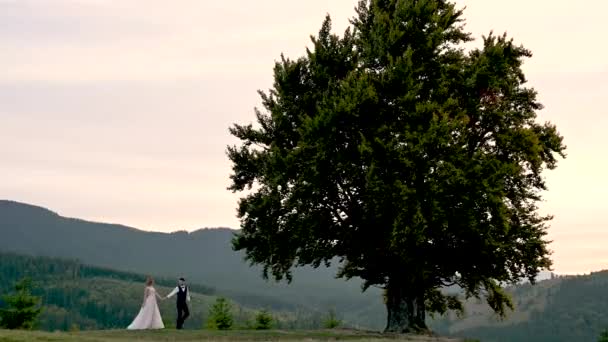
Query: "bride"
127 276 165 330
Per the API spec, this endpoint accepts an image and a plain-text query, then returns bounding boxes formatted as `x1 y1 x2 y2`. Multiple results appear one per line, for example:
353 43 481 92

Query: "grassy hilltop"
0 329 476 342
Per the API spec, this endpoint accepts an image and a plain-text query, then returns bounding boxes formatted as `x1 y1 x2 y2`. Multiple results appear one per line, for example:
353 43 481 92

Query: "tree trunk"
384 281 428 333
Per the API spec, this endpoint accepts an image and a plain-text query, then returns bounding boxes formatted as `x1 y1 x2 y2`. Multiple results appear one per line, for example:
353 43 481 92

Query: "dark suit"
175 286 189 329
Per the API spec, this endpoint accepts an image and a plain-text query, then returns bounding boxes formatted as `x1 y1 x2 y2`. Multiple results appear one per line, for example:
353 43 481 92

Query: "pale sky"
1 0 607 274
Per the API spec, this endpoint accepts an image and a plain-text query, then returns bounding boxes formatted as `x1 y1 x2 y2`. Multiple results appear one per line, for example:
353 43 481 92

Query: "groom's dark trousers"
176 302 189 329
176 285 189 329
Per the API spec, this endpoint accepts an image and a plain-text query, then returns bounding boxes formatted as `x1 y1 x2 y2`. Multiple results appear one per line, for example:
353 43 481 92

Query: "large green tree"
227 0 565 333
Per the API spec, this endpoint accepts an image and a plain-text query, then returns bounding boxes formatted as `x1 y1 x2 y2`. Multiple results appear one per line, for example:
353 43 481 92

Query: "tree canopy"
228 0 566 333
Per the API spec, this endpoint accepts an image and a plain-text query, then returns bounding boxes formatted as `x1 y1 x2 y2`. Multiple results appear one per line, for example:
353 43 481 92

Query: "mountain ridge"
0 199 233 234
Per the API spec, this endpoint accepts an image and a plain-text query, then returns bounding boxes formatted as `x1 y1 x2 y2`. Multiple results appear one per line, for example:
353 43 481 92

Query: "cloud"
455 0 608 73
3 0 606 82
1 0 608 272
0 0 354 82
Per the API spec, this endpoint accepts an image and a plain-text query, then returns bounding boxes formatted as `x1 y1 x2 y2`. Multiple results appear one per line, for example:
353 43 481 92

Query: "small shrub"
598 330 608 342
163 317 175 329
206 297 233 330
323 309 341 329
254 310 273 330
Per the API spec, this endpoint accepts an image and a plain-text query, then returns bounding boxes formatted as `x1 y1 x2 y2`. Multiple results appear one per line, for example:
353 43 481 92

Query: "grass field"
0 329 476 342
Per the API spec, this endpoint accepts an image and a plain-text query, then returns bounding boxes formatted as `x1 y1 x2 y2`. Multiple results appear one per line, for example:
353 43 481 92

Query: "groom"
165 277 190 329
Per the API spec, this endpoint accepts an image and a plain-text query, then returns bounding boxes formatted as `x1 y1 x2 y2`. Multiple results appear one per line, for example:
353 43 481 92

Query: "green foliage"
599 330 608 342
228 0 565 332
206 297 234 330
254 309 273 330
0 278 42 329
323 309 341 329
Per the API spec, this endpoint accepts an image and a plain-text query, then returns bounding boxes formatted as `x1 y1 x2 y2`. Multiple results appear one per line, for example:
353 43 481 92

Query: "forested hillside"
0 252 337 331
431 272 608 342
0 200 384 328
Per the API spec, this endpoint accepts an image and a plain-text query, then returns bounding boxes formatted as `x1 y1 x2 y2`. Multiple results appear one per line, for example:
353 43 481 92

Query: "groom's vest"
177 286 188 305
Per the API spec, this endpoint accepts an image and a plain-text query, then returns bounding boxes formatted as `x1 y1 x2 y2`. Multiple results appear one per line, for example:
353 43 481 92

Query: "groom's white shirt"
166 285 191 302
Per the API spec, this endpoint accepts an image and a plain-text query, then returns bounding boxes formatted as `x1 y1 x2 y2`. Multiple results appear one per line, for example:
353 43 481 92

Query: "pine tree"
228 0 566 333
254 309 273 330
0 278 42 329
599 330 608 342
206 297 233 330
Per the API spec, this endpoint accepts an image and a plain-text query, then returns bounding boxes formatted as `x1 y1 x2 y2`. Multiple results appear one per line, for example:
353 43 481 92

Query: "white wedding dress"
127 286 164 330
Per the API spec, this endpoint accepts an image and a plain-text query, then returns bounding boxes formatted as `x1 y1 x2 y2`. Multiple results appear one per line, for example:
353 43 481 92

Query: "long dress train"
127 286 164 330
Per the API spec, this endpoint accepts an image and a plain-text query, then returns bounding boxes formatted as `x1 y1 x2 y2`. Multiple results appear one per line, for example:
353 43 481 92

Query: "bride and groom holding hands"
127 276 191 330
